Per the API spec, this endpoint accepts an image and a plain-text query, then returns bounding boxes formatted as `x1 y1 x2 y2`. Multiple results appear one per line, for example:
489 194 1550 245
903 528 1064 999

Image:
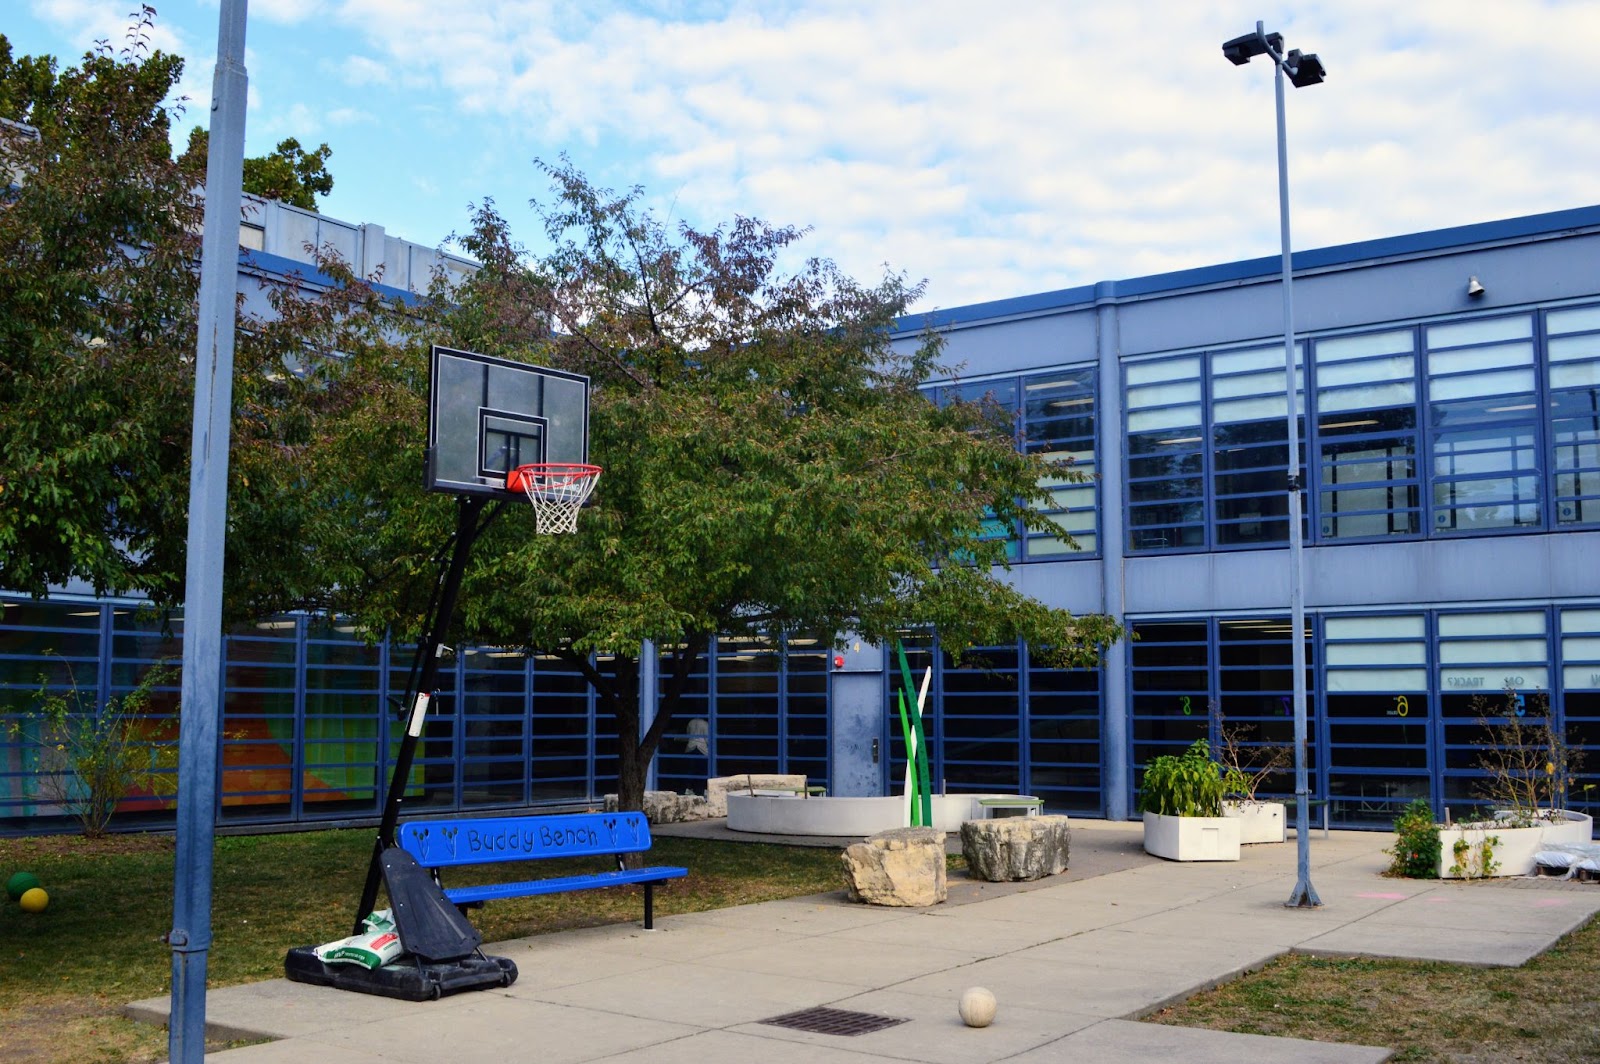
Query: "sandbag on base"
284 946 516 1001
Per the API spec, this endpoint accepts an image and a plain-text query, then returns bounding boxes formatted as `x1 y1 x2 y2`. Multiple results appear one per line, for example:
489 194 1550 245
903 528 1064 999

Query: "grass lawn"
0 829 847 1063
1148 903 1600 1063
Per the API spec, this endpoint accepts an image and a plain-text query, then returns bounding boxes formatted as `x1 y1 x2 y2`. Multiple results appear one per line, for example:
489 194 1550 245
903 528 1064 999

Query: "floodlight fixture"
1287 50 1327 88
1222 30 1282 65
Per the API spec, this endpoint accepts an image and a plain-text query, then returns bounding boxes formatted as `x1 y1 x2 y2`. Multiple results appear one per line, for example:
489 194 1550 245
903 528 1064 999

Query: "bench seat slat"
443 865 688 905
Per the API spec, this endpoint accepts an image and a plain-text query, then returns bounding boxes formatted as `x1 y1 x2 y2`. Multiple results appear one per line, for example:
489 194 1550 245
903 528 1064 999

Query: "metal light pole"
169 3 247 1059
1223 21 1325 909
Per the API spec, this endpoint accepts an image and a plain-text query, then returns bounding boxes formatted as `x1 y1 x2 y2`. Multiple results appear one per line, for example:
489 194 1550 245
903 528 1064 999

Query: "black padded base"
283 946 517 1001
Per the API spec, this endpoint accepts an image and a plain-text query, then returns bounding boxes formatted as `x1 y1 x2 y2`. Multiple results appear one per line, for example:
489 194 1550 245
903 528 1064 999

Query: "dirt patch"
0 832 174 862
0 995 250 1064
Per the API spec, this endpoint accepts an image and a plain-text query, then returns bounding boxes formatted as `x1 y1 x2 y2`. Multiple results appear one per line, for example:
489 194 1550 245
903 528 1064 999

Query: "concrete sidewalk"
127 820 1600 1063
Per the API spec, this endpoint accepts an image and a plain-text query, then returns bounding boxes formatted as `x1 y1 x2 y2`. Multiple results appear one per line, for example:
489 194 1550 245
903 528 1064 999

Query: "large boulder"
841 827 947 907
704 774 808 817
959 815 1071 882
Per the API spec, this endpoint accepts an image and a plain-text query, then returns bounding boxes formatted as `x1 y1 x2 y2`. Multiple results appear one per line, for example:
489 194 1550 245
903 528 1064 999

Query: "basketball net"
506 463 601 535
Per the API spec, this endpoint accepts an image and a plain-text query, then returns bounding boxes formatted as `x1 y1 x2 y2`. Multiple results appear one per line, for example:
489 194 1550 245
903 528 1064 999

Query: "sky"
6 0 1600 314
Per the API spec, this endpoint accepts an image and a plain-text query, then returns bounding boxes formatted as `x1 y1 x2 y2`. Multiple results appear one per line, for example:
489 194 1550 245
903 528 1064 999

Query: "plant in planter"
1211 704 1291 844
1428 690 1592 879
1469 690 1585 826
1138 739 1240 861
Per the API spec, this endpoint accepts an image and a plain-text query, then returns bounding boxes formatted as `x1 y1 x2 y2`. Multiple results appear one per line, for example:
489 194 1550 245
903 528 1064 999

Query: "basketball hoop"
505 463 601 534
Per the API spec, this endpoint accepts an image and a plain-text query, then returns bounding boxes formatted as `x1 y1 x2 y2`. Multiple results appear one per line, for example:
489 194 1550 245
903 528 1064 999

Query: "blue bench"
396 812 688 930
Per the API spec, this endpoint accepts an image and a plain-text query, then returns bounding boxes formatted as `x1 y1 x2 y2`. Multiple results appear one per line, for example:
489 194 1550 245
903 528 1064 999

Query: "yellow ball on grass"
19 886 49 913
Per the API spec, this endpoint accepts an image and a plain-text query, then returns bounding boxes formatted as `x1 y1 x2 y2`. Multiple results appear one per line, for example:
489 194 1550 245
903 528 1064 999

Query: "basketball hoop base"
506 463 601 534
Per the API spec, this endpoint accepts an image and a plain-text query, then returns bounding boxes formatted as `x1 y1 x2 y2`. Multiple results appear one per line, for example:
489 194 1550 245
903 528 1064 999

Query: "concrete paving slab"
667 894 913 935
530 916 814 961
1016 926 1285 976
919 886 1174 931
203 1040 397 1064
1370 885 1600 935
693 932 982 985
1297 923 1571 967
537 958 873 1026
586 1027 919 1063
845 908 1071 955
890 953 1208 1019
1013 1018 1391 1063
280 996 703 1064
730 987 1105 1064
123 977 419 1041
486 941 672 995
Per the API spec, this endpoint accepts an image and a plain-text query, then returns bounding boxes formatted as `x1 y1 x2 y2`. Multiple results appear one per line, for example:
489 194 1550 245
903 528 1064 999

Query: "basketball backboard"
425 346 591 498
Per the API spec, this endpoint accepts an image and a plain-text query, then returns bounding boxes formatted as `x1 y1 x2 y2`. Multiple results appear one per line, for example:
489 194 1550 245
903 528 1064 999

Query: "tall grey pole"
169 2 248 1059
1266 23 1321 909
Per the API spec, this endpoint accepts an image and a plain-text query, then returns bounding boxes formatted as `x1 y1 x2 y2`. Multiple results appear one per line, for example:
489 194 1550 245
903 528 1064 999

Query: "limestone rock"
959 815 1071 882
841 827 947 907
602 791 715 823
703 774 807 817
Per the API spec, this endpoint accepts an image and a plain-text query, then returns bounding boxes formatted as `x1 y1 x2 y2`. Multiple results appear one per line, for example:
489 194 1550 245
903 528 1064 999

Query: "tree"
238 161 1124 814
0 12 205 606
182 129 334 211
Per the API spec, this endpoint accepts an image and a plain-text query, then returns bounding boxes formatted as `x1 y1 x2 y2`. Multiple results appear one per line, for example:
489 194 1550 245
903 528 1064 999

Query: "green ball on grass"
6 871 40 901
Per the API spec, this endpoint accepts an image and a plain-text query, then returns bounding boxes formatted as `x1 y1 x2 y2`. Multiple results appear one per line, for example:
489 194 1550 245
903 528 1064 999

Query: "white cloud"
33 0 1600 312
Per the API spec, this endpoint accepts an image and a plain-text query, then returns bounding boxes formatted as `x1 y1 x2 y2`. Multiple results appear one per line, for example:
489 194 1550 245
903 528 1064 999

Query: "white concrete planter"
1142 811 1241 862
1437 810 1594 879
726 792 1037 837
1223 800 1286 844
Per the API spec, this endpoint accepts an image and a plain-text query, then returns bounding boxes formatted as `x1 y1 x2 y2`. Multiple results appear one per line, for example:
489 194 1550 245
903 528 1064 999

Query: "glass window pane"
1429 367 1536 401
1326 668 1429 692
1437 611 1546 638
1317 356 1414 389
1427 315 1532 348
1549 306 1600 335
1316 329 1414 362
1128 406 1202 433
1126 356 1200 386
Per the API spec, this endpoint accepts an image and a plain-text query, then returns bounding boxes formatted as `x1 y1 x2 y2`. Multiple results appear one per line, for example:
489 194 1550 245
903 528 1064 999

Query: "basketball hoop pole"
355 495 493 931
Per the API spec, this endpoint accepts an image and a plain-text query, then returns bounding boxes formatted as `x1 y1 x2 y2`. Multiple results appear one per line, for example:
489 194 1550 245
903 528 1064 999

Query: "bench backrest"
398 812 654 868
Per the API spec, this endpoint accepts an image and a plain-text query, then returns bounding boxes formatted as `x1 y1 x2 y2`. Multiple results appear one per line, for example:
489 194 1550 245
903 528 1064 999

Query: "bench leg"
644 882 654 930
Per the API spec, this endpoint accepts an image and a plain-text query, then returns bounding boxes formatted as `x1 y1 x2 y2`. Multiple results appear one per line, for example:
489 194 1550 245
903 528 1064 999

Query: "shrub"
5 658 177 837
1386 797 1440 878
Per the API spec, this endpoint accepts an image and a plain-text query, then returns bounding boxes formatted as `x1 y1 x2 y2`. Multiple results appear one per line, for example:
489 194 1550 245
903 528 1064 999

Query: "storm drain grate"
759 1006 909 1037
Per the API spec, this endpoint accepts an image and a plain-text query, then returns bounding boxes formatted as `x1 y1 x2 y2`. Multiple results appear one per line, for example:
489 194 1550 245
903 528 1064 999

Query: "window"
459 646 530 807
1129 621 1210 769
1323 614 1430 825
1211 346 1304 547
1126 358 1205 550
1436 610 1549 805
940 646 1023 791
1021 368 1097 556
1547 305 1600 526
1027 653 1102 812
1559 608 1600 822
1426 316 1541 532
1314 330 1421 538
527 654 595 802
939 379 1023 561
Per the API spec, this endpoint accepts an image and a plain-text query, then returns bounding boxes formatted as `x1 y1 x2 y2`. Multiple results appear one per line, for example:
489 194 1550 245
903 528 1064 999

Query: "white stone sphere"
958 986 997 1028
